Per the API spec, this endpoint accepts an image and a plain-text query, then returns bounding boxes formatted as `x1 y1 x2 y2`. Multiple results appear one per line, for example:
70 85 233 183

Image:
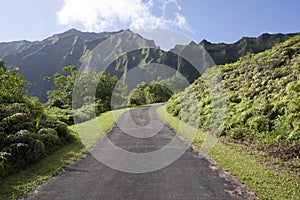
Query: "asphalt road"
26 105 246 200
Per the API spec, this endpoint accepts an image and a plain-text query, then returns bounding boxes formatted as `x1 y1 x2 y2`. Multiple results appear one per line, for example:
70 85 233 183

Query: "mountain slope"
0 29 122 101
172 33 298 65
0 29 297 101
166 34 300 163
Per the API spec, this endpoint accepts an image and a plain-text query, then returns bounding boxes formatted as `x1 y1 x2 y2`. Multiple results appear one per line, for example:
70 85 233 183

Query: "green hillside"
166 34 300 164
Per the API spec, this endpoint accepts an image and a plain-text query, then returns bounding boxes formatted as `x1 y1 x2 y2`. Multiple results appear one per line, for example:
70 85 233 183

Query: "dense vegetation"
0 62 74 177
45 66 126 123
128 82 173 107
166 35 300 164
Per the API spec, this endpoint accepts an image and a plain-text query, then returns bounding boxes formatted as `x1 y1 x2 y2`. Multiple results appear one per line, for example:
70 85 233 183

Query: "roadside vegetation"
44 65 127 124
128 82 173 107
0 62 74 178
0 108 126 199
157 107 299 200
166 35 300 169
0 61 127 199
163 34 300 199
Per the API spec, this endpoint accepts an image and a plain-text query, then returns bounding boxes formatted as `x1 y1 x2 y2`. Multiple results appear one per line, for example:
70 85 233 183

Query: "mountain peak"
64 28 82 34
58 28 86 37
199 39 211 45
188 41 198 46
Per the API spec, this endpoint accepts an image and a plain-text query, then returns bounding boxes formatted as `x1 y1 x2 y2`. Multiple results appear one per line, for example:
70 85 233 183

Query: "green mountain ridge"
0 29 297 101
172 33 298 65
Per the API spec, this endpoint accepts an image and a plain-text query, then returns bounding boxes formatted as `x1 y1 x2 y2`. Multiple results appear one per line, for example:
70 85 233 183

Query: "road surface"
26 105 248 200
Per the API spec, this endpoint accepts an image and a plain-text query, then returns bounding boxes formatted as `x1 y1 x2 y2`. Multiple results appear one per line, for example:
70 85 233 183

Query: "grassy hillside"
166 34 300 168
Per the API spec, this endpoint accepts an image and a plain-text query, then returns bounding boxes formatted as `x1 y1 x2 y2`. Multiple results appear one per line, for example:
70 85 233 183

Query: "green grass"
69 108 129 148
156 106 300 200
0 108 128 200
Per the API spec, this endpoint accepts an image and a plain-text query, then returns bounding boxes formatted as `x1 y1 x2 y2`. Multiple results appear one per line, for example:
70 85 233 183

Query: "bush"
144 82 173 103
44 106 74 125
128 87 146 107
1 131 47 174
73 104 96 123
0 151 11 177
37 128 61 148
37 134 61 149
0 62 74 178
54 121 70 138
166 97 181 116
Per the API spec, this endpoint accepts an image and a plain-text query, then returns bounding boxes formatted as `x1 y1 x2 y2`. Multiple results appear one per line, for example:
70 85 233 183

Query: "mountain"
172 33 298 65
166 34 300 162
0 29 125 101
0 29 297 101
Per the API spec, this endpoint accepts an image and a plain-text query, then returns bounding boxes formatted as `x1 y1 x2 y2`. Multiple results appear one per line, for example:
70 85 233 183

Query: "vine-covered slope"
166 34 300 162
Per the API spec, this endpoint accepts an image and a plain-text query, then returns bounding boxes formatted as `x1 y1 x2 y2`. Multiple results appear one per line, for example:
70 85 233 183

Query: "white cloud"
56 0 190 31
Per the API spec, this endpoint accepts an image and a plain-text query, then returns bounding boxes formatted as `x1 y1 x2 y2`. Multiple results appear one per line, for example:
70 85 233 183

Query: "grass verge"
69 108 129 149
156 106 300 200
0 108 128 200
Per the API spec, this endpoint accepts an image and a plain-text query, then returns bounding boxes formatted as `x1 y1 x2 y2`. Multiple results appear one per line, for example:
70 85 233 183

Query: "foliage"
158 74 189 93
128 82 147 107
0 139 85 200
157 106 300 200
128 82 173 107
144 82 173 103
0 62 73 178
45 66 126 123
0 107 127 199
95 72 124 113
166 34 300 161
45 65 77 109
0 62 27 103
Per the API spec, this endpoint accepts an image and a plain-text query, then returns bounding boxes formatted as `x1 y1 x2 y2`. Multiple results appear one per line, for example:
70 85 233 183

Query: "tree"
45 66 125 123
158 74 188 93
128 82 173 107
0 61 26 103
45 66 77 108
144 82 173 103
128 82 147 107
95 72 126 113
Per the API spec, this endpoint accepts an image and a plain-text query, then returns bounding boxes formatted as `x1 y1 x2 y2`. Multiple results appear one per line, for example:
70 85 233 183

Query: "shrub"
0 62 74 177
128 87 146 107
227 127 253 140
73 104 95 123
38 128 58 136
54 121 70 138
144 82 173 103
44 106 74 125
166 97 181 116
0 151 11 177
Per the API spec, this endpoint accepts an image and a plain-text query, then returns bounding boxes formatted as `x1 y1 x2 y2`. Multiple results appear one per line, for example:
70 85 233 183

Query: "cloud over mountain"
56 0 190 31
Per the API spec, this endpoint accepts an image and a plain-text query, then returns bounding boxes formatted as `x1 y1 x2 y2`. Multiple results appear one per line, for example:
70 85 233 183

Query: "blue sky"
1 0 299 43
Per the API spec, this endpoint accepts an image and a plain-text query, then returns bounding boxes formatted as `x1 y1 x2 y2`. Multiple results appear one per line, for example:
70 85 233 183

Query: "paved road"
26 105 243 200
